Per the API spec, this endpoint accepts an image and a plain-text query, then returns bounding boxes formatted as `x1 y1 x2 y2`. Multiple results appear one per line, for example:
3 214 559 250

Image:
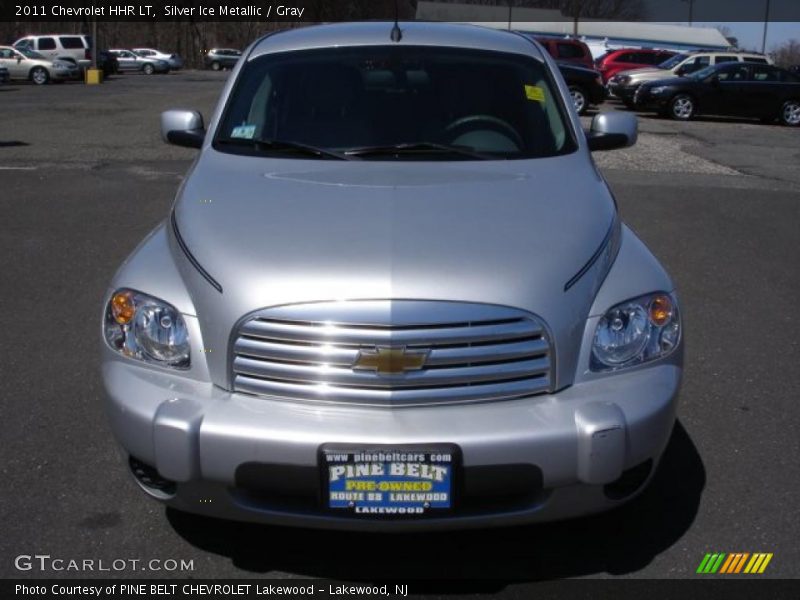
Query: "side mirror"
161 109 205 149
586 112 637 152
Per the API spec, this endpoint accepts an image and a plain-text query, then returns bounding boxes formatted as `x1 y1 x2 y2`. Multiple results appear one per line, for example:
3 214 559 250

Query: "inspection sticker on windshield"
323 447 454 515
524 84 546 103
231 124 256 139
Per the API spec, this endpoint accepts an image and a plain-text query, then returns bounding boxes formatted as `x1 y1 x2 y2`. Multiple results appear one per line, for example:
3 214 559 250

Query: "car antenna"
390 0 402 42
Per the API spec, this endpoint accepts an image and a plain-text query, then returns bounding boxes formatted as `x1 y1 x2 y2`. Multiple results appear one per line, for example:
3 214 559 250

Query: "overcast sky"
642 0 799 51
666 22 799 52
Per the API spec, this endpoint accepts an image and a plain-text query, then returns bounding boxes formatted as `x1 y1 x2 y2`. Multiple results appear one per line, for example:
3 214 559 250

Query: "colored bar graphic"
758 554 773 573
710 553 726 573
698 552 772 574
697 554 712 574
746 554 764 573
719 554 736 574
734 553 750 573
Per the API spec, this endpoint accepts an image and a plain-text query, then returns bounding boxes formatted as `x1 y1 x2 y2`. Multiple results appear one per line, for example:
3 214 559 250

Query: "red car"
595 48 677 83
529 36 594 69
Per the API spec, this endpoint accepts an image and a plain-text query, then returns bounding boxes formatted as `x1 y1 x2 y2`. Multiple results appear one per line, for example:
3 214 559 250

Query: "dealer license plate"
322 446 455 516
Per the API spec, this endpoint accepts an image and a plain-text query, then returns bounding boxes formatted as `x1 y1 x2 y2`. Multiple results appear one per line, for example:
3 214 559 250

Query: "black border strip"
170 210 223 293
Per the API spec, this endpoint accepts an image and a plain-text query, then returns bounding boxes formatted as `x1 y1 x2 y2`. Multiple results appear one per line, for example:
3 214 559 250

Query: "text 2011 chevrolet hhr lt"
101 22 682 530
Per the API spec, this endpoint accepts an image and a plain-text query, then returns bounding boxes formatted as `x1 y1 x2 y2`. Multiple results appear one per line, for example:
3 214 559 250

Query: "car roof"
608 48 671 54
249 22 546 61
18 34 85 38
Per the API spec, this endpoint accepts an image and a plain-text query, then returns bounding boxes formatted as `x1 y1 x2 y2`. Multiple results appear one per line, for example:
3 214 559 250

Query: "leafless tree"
770 38 800 68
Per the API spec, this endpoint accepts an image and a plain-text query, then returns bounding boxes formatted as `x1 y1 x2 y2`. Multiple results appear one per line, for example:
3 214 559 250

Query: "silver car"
0 46 79 84
102 22 683 531
110 49 170 75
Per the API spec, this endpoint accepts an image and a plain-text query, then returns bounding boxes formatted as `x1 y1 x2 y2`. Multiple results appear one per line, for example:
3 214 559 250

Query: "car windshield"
659 53 689 69
215 46 574 160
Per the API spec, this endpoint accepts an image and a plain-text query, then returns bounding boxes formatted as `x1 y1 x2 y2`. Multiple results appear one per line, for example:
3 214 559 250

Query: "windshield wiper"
344 142 493 160
217 138 351 160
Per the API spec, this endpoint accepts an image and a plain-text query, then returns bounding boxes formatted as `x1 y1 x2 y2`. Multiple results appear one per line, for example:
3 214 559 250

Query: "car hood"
172 149 617 388
642 77 687 88
616 67 671 81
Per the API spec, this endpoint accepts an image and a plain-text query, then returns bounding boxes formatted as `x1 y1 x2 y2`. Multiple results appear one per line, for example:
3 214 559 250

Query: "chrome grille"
231 301 552 407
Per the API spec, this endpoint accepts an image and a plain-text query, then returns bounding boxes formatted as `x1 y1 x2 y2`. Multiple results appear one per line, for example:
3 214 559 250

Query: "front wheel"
30 66 49 85
669 94 695 120
142 63 155 75
210 61 221 71
568 86 588 115
780 100 800 127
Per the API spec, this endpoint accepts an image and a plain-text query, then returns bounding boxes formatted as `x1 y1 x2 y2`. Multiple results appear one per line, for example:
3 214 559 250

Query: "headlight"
53 62 67 69
104 289 190 368
650 86 668 94
591 292 680 371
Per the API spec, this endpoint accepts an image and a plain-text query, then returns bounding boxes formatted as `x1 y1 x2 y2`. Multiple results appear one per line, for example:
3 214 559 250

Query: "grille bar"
233 355 549 389
233 337 549 367
238 318 542 346
231 301 553 407
234 375 552 407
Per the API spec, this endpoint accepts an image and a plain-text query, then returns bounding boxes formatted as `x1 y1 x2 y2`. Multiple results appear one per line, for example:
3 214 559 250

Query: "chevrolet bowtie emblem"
353 346 429 376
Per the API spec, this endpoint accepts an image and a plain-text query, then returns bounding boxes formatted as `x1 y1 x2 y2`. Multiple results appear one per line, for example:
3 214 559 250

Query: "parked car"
0 46 80 84
102 22 683 530
204 48 242 70
634 62 800 126
595 48 677 83
529 35 594 69
513 34 594 69
0 66 8 85
13 34 91 70
94 50 119 76
609 51 772 107
109 49 170 75
789 65 800 76
557 62 607 114
133 48 184 70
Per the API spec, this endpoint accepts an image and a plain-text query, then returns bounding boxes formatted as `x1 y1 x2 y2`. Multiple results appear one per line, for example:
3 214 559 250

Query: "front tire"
30 67 49 85
142 63 155 75
669 94 695 121
569 85 588 115
210 61 221 71
780 99 800 127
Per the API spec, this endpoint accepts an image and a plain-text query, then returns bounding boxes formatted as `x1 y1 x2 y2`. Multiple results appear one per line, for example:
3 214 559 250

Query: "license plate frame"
319 443 460 517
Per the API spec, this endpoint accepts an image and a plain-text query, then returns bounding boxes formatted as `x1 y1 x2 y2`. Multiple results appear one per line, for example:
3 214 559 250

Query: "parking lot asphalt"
1 71 798 584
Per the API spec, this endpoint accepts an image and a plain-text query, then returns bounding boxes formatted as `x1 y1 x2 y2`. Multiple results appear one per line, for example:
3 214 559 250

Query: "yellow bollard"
85 68 103 85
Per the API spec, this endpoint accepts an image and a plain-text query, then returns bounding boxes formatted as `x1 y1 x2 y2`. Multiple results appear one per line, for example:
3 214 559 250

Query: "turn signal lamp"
649 295 673 327
111 291 136 324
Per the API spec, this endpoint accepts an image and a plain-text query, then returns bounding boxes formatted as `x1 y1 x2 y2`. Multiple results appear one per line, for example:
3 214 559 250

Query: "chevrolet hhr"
101 22 682 530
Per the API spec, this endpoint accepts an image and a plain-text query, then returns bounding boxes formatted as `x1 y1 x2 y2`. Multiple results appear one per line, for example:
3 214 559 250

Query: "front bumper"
608 82 638 102
633 88 671 111
51 68 79 80
103 349 681 531
588 83 608 106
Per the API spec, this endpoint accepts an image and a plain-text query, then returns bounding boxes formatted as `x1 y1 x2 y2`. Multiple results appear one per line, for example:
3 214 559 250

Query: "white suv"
13 34 91 70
